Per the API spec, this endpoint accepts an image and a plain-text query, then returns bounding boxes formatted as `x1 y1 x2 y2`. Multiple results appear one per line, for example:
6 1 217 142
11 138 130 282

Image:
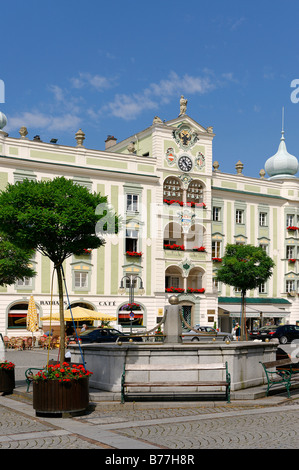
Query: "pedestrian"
234 323 241 341
80 324 87 332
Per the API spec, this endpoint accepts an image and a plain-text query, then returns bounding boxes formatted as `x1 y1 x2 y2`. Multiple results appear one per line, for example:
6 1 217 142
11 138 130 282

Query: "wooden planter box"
33 377 89 414
0 368 15 394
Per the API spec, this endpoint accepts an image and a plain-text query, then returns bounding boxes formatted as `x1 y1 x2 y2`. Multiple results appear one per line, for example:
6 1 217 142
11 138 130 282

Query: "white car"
182 326 233 342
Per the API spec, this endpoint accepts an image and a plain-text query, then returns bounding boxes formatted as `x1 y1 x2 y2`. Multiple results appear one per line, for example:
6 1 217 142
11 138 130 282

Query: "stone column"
164 295 182 343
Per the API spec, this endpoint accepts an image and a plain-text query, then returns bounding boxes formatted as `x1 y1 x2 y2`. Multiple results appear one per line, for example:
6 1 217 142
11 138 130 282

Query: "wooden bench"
25 368 44 392
121 362 231 404
260 358 299 398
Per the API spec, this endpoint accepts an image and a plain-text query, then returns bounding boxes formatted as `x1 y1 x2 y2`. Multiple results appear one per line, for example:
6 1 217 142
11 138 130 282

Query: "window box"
164 244 185 251
165 287 185 293
163 199 184 206
187 288 205 294
163 199 206 209
287 226 299 231
187 201 206 208
289 259 296 263
212 257 222 263
120 303 141 311
193 246 206 252
125 251 142 257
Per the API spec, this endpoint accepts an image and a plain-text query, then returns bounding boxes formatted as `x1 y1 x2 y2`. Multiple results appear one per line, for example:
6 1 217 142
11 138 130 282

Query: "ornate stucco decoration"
178 173 192 189
177 208 195 234
195 151 205 170
165 147 177 166
179 258 195 278
172 124 198 150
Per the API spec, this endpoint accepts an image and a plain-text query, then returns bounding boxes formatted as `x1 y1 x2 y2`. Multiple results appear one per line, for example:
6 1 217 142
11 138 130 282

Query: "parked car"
182 326 233 342
271 324 299 344
248 325 278 341
75 327 143 344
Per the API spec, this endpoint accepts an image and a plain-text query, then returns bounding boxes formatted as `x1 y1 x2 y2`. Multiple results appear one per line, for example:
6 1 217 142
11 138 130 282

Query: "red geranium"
0 361 15 370
32 362 92 382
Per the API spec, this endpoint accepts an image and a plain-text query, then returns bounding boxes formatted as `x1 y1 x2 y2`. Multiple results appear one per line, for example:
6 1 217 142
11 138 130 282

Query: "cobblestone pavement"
3 349 299 451
2 392 299 450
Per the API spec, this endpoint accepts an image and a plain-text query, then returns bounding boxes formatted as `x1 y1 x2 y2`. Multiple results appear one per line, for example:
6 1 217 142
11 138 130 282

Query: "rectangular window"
236 210 244 224
212 277 219 290
286 214 294 227
258 283 266 294
125 229 138 252
126 194 138 212
259 212 267 226
259 244 268 253
16 277 32 287
286 280 295 293
286 246 294 259
74 272 88 289
125 278 137 289
212 241 221 258
213 207 221 221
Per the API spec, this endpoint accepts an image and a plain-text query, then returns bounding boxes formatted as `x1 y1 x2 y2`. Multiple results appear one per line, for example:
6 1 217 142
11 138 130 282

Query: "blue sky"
1 0 299 177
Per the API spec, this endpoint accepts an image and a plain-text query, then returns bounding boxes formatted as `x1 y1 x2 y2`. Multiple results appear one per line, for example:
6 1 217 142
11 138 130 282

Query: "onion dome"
0 111 7 130
265 129 298 180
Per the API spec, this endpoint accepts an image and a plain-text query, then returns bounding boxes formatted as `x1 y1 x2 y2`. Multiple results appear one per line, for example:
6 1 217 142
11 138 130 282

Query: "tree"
0 177 118 362
215 244 275 340
0 235 35 286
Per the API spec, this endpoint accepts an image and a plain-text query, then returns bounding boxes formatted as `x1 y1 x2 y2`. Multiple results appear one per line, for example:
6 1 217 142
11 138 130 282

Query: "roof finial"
281 106 285 141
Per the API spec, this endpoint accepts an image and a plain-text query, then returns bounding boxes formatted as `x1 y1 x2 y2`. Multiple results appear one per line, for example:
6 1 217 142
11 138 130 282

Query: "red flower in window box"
187 288 205 293
193 246 206 252
165 287 185 293
126 251 142 257
212 257 222 262
287 226 299 231
83 248 92 254
289 258 296 263
121 303 141 311
163 199 184 206
164 244 185 251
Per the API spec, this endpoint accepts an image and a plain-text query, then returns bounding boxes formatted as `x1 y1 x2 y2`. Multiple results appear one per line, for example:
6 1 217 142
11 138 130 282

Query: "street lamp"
119 274 145 334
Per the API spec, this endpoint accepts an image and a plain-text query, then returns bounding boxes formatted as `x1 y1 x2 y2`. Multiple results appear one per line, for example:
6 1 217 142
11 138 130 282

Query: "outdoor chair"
14 337 24 350
3 336 11 348
24 337 33 349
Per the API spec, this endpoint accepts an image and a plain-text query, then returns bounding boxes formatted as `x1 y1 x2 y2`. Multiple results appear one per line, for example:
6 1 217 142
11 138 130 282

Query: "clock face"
178 156 193 172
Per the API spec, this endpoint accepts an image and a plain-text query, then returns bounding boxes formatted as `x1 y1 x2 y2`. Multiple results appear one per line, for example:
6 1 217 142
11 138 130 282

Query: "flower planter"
33 377 89 414
0 368 15 394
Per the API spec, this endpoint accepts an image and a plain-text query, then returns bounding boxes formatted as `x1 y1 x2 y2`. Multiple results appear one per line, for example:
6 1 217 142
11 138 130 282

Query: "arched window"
163 176 183 203
186 180 203 204
8 302 30 329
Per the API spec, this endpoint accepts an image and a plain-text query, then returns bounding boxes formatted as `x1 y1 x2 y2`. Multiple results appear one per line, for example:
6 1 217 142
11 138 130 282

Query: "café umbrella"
40 306 117 322
26 295 39 336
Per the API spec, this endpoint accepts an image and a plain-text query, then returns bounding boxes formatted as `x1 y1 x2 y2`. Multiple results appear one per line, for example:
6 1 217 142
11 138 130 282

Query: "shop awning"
254 305 290 318
219 303 290 318
118 313 143 319
218 304 260 318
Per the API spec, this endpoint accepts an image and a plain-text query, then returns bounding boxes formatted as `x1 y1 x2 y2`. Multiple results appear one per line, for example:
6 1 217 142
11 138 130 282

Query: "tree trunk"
241 290 247 341
56 265 65 364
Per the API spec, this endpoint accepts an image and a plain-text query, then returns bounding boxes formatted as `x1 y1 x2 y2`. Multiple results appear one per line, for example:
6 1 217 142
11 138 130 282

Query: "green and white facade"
0 103 297 338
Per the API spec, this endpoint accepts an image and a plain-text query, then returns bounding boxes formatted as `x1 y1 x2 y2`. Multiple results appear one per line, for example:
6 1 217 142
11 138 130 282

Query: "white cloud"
70 72 115 91
6 111 81 133
102 72 217 120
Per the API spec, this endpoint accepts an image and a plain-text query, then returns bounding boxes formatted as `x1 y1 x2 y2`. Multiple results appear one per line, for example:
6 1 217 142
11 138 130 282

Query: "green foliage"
0 235 35 286
216 244 275 292
0 177 119 266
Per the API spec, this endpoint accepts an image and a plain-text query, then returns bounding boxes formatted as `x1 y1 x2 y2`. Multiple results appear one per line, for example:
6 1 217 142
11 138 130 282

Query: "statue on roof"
179 95 187 115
